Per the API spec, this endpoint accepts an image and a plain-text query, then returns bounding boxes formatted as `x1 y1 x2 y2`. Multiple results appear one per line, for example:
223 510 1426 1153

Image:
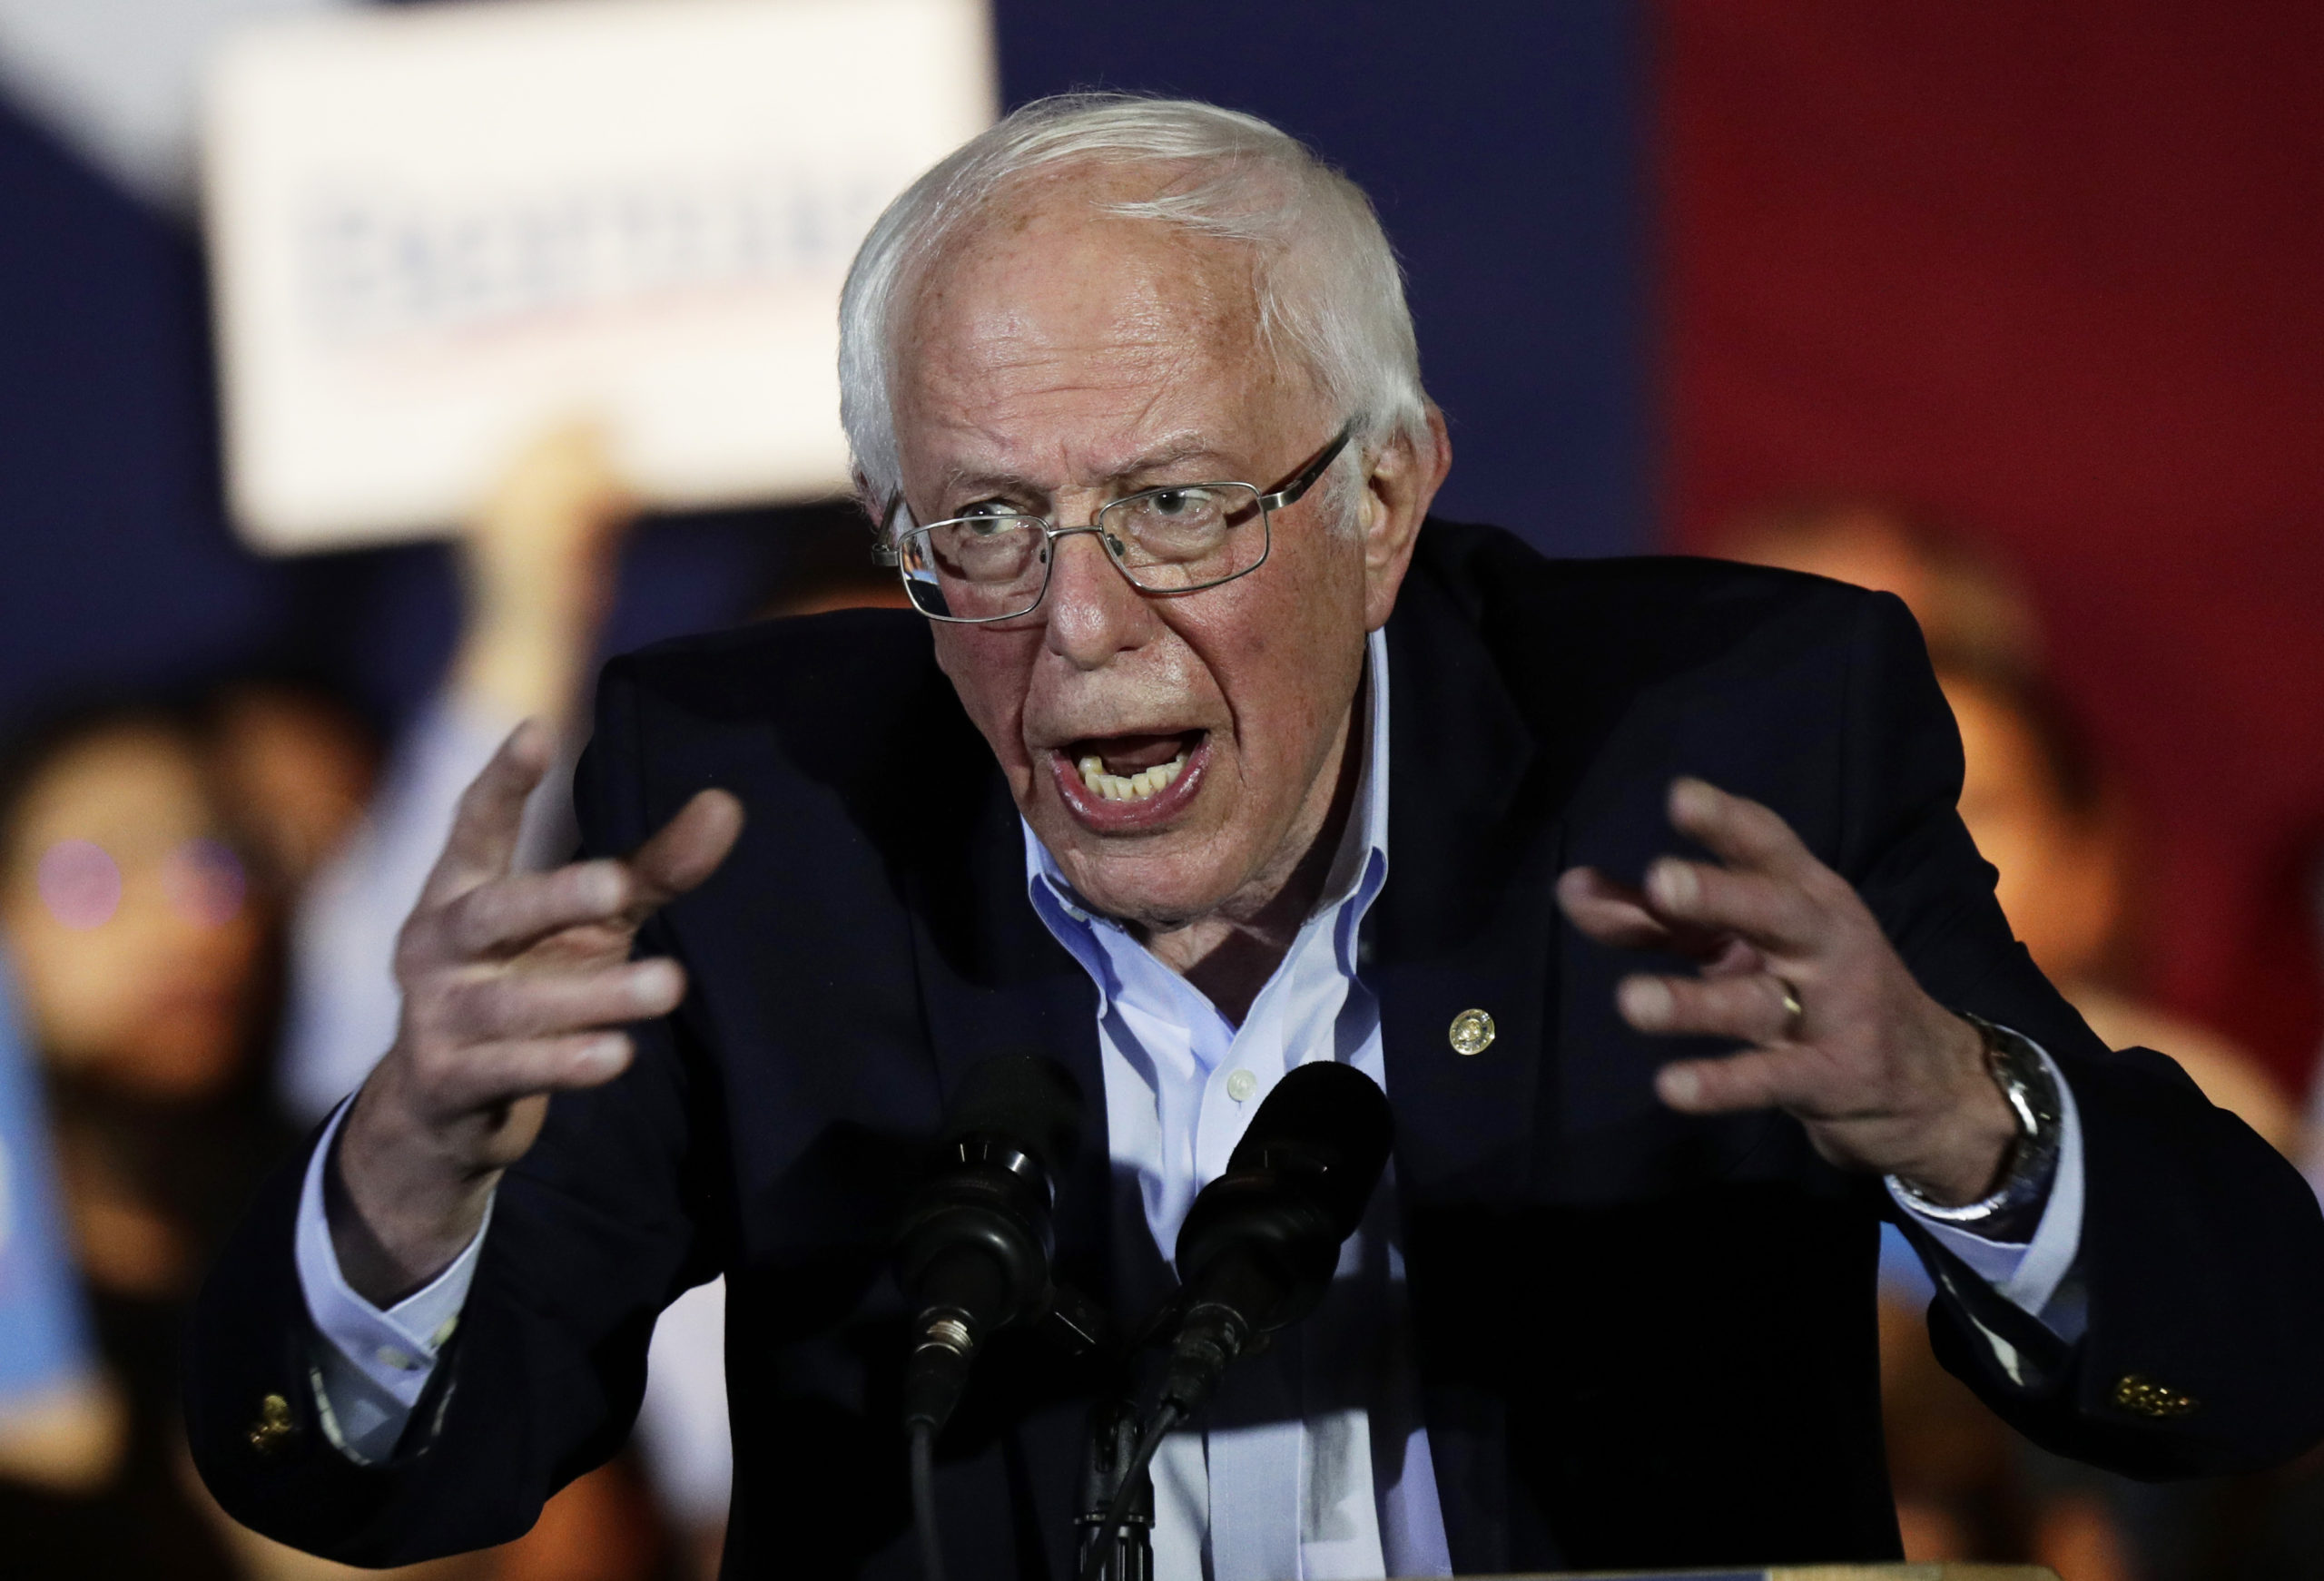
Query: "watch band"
1889 1013 2062 1231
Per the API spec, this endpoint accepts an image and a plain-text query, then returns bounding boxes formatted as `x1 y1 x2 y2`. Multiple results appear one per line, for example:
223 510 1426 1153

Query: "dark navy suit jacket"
189 521 2324 1577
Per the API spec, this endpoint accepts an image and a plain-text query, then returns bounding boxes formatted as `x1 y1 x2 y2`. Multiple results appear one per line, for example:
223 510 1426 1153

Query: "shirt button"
1226 1069 1259 1103
375 1346 416 1371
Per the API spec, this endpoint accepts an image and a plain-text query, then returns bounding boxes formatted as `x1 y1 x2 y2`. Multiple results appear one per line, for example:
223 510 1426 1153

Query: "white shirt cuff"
293 1098 493 1462
1887 1038 2087 1342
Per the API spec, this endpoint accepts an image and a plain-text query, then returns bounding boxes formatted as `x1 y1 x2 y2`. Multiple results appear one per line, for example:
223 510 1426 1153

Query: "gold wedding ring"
1774 977 1805 1038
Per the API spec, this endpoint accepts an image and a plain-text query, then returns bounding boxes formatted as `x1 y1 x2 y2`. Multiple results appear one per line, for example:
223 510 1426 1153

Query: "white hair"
837 93 1432 513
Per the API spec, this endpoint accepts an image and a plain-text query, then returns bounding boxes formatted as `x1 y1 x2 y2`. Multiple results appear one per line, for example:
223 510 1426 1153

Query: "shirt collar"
1022 626 1393 959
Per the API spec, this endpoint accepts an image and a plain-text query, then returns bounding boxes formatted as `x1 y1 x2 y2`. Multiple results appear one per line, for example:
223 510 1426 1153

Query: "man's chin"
1060 878 1232 935
1039 832 1246 933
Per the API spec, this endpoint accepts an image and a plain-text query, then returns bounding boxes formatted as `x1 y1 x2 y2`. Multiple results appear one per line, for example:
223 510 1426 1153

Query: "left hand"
1555 777 2016 1205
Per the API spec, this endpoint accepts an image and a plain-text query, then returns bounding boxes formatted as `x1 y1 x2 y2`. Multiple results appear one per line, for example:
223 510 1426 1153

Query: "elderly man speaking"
190 97 2324 1578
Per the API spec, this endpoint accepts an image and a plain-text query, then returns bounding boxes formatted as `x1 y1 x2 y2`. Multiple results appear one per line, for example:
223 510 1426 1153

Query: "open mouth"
1052 730 1208 824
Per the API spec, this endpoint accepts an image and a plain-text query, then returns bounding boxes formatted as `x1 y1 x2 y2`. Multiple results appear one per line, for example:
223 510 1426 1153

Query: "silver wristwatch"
1889 1013 2062 1230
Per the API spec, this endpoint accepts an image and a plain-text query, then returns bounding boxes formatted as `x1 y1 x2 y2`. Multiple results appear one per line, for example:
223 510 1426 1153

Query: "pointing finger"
1653 1046 1818 1115
1665 778 1821 883
429 1032 636 1112
435 958 685 1044
1556 868 1678 951
439 860 635 960
1640 859 1825 957
622 788 746 918
1618 972 1803 1045
419 722 555 908
1558 867 1751 965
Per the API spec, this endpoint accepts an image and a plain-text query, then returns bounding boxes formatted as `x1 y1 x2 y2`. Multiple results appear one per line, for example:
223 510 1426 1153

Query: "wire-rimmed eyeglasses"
873 424 1354 624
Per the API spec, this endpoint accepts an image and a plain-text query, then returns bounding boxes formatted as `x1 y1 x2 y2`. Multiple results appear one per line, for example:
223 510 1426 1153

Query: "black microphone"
1158 1061 1393 1424
891 1052 1084 1438
1078 1062 1395 1581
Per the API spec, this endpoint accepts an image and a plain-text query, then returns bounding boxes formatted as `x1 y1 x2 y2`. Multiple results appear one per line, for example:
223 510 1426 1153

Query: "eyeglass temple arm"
1257 422 1356 511
870 493 901 566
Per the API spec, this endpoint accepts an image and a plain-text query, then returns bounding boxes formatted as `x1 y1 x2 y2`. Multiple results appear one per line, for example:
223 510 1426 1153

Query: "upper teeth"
1078 750 1188 803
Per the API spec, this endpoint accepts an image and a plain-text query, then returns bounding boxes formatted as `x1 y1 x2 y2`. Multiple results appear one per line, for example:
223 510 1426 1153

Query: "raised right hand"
329 722 743 1305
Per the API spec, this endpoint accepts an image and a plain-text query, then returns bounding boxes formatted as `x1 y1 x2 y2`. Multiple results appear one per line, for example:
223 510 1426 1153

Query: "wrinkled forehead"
892 171 1311 470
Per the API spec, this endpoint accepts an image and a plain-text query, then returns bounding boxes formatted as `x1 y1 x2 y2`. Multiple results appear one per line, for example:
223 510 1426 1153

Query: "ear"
852 467 891 532
1359 406 1452 631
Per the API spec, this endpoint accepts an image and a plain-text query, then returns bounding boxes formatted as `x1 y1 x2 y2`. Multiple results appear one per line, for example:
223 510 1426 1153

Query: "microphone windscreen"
1225 1062 1393 1239
940 1052 1085 1175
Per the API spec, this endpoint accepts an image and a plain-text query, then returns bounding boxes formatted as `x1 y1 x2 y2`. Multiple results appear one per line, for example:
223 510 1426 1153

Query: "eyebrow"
934 437 1237 506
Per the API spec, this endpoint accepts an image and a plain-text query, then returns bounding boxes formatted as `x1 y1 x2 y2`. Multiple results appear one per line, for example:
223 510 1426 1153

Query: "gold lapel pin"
1449 1007 1495 1056
247 1392 295 1456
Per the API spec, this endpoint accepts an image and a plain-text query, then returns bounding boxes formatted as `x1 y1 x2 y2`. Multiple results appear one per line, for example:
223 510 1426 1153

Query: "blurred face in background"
1715 504 2039 684
211 683 377 895
1944 672 2121 987
0 722 263 1100
1729 507 1944 613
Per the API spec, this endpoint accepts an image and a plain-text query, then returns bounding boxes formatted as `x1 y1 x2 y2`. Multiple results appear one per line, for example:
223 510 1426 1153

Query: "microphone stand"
1076 1397 1153 1581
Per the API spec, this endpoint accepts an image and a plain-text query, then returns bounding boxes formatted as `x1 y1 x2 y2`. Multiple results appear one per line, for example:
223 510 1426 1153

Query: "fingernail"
1619 976 1674 1028
632 960 682 1007
1669 778 1715 823
1656 1065 1702 1107
1647 859 1699 909
576 1035 628 1076
584 863 625 912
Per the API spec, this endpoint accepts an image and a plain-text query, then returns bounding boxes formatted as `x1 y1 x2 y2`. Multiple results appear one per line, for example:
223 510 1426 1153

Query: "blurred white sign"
203 0 994 553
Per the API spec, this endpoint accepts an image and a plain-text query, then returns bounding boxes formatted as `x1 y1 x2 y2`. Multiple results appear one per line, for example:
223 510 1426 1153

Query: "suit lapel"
1372 547 1572 1575
900 754 1113 1581
1373 555 1561 1203
901 760 1109 1270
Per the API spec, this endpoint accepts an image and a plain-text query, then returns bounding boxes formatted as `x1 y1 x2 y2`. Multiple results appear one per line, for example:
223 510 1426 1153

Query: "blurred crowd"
2 444 2322 1581
0 428 901 1581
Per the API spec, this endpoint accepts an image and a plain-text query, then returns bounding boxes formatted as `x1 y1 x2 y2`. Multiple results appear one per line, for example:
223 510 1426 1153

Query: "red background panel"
1659 3 2324 1087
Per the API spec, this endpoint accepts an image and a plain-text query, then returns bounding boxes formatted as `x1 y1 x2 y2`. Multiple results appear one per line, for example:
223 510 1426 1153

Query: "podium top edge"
1467 1566 2060 1580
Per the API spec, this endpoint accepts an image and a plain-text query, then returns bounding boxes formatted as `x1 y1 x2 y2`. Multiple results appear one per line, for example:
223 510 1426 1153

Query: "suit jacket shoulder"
584 605 964 849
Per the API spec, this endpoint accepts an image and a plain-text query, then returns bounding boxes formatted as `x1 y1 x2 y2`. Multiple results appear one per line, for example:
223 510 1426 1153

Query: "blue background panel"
994 0 1648 558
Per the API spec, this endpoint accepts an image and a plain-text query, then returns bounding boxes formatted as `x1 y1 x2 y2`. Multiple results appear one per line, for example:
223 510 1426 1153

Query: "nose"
1041 525 1155 671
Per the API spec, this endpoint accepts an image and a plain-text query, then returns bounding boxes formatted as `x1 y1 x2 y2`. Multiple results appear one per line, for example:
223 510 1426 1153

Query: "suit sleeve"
1833 589 2324 1478
185 658 729 1563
